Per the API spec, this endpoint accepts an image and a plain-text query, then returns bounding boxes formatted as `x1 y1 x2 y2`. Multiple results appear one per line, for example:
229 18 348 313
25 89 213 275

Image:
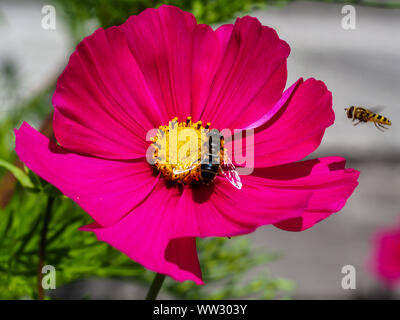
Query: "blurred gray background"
1 0 399 299
251 1 400 300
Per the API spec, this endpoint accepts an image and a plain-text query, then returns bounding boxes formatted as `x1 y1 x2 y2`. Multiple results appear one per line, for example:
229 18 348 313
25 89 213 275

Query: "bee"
345 106 391 131
173 129 242 189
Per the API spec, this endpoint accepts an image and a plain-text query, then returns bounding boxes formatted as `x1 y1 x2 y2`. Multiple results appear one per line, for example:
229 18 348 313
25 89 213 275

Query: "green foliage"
50 0 268 41
0 160 34 189
0 84 54 166
0 189 148 299
164 237 294 299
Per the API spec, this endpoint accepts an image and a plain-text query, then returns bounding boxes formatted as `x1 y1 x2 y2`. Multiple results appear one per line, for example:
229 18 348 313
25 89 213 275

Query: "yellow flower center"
150 117 224 184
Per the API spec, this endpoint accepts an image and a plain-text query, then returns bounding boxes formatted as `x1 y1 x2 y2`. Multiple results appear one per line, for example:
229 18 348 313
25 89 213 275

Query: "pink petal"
15 122 158 227
197 158 357 235
123 5 222 122
76 155 357 284
244 156 359 231
123 7 289 128
242 78 302 129
191 25 223 122
78 174 311 284
215 24 233 54
370 223 400 287
230 78 334 168
173 180 312 239
81 182 203 284
200 16 290 129
54 5 292 161
53 26 163 160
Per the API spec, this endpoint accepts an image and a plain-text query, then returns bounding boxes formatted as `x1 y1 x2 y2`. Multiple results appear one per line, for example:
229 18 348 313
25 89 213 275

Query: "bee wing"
220 151 242 190
368 105 385 114
172 159 200 175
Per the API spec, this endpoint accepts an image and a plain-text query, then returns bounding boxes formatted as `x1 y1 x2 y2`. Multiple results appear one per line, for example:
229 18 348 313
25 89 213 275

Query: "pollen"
150 117 223 184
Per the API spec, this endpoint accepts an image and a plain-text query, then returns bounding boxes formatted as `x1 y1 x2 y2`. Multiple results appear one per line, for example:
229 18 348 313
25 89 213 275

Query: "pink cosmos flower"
370 220 400 287
15 5 359 284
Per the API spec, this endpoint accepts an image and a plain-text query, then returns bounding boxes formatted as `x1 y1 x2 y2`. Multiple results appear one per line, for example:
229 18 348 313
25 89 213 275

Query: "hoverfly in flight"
345 106 391 131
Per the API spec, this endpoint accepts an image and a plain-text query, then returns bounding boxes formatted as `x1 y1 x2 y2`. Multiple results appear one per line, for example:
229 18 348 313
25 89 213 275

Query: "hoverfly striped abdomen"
371 113 391 126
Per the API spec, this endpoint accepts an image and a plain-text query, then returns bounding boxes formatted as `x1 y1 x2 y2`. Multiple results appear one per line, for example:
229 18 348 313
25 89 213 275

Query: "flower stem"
37 195 54 300
145 273 166 300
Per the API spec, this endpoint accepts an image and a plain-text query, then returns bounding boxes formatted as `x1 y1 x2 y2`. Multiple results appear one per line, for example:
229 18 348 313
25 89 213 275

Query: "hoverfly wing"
368 105 385 114
172 159 200 175
220 151 242 190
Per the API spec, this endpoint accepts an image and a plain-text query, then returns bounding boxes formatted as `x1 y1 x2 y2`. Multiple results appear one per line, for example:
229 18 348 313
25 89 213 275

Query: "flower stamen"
150 116 224 184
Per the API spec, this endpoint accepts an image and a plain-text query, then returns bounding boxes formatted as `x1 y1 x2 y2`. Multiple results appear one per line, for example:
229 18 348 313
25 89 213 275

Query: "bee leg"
353 120 362 126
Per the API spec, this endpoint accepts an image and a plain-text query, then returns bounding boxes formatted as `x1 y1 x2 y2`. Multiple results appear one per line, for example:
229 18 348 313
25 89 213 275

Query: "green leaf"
0 159 34 189
42 183 63 198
